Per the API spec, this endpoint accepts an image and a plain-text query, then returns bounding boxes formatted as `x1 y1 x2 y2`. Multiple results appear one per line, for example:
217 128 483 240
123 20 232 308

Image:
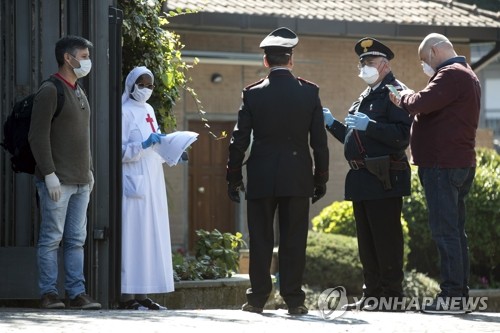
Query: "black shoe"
421 296 466 315
462 296 473 313
241 302 263 313
69 293 102 310
40 293 65 309
288 305 308 315
342 297 377 311
118 299 141 310
136 298 167 310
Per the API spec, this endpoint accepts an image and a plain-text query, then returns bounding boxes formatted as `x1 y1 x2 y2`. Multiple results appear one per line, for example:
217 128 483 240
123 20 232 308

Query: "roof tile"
166 0 500 28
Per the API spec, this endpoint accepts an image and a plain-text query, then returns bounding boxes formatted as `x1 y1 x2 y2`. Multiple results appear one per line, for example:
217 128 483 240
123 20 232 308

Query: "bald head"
418 33 457 69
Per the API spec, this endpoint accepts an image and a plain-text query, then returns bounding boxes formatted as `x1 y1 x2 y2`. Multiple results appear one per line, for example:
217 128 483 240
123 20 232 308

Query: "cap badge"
360 39 373 52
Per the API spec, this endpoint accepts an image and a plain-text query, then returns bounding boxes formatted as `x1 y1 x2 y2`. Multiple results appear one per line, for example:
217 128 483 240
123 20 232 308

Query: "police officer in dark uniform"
323 37 412 311
226 27 329 315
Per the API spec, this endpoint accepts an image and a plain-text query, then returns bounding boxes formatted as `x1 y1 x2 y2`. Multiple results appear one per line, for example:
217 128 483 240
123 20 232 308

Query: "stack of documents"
152 131 199 166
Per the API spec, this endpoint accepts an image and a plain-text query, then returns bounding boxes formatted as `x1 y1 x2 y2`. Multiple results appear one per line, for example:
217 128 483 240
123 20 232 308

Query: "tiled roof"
166 0 500 28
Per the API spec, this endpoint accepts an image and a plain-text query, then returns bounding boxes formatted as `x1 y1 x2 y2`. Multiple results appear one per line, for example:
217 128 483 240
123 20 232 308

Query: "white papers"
152 131 199 166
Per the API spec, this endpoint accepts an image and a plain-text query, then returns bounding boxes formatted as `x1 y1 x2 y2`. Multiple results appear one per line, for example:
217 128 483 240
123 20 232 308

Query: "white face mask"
422 62 435 77
70 56 92 78
422 49 435 77
131 84 153 103
358 65 379 85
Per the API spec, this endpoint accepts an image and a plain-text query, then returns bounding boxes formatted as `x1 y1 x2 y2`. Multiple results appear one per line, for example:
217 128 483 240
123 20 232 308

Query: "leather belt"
348 159 408 171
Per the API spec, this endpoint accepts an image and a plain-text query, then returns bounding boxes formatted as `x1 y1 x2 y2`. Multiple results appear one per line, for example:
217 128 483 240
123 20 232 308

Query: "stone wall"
151 275 251 309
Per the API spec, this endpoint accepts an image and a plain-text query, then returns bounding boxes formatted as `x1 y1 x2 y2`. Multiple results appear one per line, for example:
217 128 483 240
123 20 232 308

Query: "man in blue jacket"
324 37 412 311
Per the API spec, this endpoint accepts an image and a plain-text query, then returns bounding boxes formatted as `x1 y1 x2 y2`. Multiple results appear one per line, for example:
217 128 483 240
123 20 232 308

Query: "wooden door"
188 120 237 250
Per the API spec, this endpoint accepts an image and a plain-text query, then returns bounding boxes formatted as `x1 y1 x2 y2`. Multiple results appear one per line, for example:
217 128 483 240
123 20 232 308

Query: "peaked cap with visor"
355 37 394 61
260 27 299 55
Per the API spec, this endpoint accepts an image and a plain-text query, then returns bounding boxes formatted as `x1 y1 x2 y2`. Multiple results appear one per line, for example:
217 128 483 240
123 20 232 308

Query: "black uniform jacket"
327 72 412 201
227 69 329 200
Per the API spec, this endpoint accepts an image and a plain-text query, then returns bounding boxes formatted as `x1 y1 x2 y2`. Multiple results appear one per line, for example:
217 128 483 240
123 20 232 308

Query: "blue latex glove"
142 133 166 149
323 107 336 127
345 113 371 131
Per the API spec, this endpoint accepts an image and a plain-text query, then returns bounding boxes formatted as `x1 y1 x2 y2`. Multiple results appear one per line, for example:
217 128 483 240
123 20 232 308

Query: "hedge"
402 147 500 285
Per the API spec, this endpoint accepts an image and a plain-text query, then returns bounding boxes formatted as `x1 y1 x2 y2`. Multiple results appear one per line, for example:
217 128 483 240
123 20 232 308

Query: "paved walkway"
1 308 499 332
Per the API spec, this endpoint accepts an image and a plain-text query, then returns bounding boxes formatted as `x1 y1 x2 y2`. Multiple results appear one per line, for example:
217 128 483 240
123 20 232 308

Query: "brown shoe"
40 293 65 309
241 302 263 313
288 305 308 315
69 293 101 310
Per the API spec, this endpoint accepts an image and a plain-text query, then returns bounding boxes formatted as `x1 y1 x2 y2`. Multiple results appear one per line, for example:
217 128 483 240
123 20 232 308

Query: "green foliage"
304 231 364 295
403 147 500 283
312 200 411 268
466 148 500 281
173 229 247 281
119 0 198 131
172 252 224 281
403 269 440 300
312 200 356 236
273 271 440 310
195 229 247 278
303 232 439 304
402 166 439 277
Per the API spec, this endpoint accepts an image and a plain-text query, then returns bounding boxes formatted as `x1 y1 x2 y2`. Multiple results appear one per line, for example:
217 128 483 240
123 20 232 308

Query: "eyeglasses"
137 83 155 90
75 88 85 109
357 59 385 70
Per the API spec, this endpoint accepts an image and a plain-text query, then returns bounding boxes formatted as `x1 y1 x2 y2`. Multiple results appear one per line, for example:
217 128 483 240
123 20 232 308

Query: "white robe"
121 98 174 294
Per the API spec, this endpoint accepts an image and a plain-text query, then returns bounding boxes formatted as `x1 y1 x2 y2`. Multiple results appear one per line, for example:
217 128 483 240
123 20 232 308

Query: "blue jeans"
35 180 90 299
418 167 475 297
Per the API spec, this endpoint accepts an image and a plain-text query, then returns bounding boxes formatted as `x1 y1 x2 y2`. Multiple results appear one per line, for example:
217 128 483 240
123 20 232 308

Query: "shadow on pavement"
456 312 500 324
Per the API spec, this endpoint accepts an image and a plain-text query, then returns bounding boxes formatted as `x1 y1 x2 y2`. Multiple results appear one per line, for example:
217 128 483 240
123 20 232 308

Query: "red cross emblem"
145 113 156 132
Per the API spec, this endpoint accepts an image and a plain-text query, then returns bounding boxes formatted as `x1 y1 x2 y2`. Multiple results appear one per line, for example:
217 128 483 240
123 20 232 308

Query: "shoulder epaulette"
297 77 319 87
244 78 266 91
393 79 410 91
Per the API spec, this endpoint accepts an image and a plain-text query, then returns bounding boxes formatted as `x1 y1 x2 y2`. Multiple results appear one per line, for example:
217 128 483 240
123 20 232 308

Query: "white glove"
89 172 94 192
45 172 61 202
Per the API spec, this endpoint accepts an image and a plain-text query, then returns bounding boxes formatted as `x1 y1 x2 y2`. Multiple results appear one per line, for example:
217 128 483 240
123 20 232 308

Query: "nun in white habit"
120 66 174 310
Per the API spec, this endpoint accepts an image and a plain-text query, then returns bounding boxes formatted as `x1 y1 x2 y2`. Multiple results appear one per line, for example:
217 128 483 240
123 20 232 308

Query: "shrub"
403 147 500 283
403 269 440 300
172 252 224 281
195 229 247 278
402 166 439 277
312 200 411 268
173 229 246 281
312 200 357 236
304 231 364 295
304 231 439 298
466 148 500 282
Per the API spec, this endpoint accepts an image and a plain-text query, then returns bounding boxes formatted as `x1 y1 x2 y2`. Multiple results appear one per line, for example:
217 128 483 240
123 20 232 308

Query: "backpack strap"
45 76 65 119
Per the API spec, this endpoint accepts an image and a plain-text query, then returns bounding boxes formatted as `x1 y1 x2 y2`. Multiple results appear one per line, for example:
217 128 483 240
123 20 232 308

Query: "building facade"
163 0 500 250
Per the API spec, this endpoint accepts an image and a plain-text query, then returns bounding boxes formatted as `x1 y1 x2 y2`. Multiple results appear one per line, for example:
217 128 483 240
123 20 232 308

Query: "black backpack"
1 76 65 174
